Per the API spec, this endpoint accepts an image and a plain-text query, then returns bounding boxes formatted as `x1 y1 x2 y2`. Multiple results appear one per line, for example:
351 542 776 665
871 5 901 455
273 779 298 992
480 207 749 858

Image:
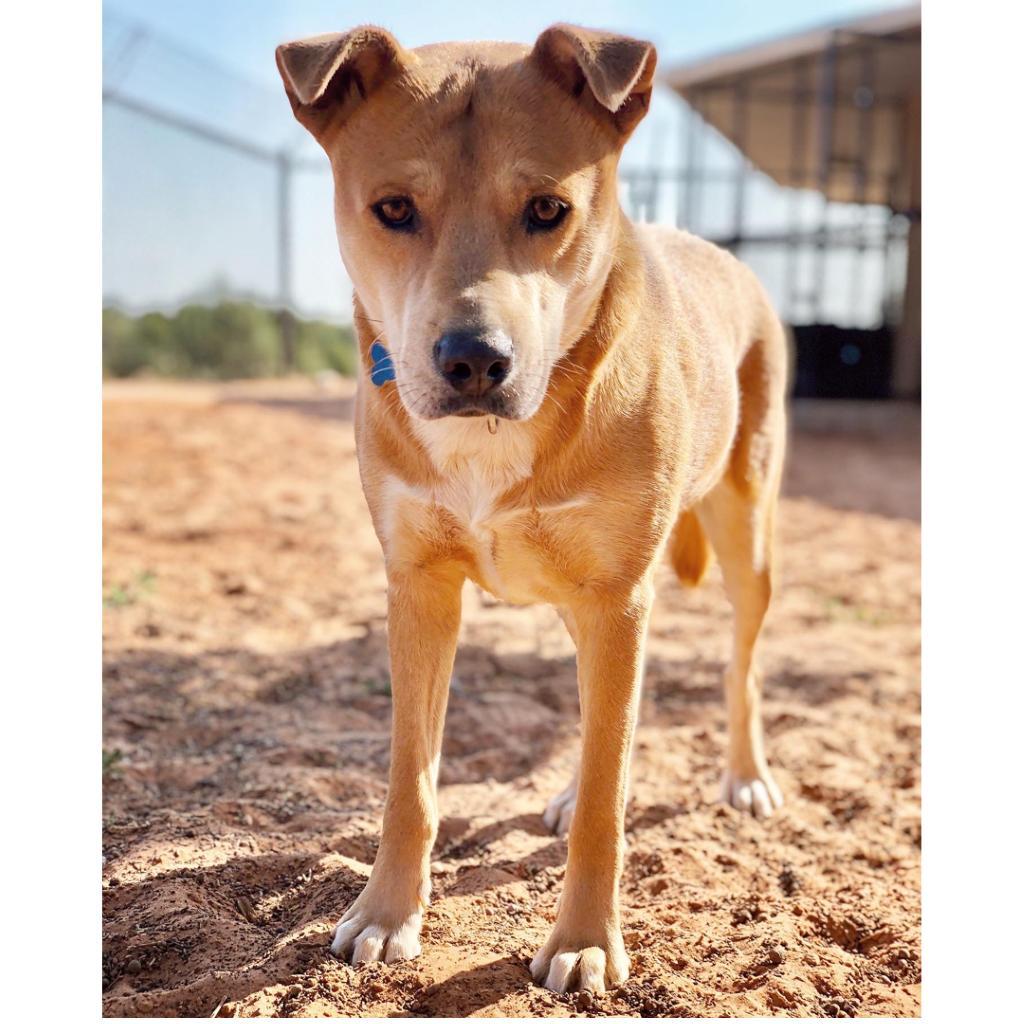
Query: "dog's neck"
557 206 630 358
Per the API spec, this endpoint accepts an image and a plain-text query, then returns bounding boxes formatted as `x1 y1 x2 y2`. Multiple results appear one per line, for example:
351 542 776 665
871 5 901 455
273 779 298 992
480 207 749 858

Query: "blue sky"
103 0 905 322
107 0 895 85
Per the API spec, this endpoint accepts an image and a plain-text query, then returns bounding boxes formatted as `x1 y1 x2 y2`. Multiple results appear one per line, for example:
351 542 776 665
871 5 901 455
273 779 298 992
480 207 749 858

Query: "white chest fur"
384 417 536 599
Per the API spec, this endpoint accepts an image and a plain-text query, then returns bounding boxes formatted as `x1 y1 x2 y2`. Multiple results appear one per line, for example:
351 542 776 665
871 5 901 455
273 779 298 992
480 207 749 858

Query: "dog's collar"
369 342 395 386
370 341 500 433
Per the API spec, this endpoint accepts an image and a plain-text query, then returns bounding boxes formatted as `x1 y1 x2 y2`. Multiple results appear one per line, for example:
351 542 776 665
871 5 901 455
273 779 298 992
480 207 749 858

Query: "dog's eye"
525 196 570 232
372 196 416 231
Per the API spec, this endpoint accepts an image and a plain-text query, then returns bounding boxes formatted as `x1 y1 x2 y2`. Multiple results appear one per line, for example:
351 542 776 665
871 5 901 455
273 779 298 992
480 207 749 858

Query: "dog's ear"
276 26 408 143
531 24 657 138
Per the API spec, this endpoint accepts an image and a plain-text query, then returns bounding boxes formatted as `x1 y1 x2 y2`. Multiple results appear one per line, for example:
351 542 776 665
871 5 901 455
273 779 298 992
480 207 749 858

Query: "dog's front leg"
331 566 463 964
531 581 653 995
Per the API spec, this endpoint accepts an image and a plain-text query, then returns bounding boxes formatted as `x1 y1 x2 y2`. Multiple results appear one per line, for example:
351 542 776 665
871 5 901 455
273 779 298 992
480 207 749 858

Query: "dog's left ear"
531 24 657 138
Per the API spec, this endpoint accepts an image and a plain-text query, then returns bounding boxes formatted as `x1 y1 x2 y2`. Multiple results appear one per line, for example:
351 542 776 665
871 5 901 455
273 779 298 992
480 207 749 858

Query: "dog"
276 22 787 995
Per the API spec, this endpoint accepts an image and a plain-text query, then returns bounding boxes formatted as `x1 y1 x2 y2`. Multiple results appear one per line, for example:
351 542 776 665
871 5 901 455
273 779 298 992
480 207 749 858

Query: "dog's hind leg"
696 330 786 818
544 767 579 836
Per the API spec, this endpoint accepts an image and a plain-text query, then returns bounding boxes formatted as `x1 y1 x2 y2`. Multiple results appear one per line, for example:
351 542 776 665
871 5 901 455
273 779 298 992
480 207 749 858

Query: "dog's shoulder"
633 223 757 302
631 222 777 359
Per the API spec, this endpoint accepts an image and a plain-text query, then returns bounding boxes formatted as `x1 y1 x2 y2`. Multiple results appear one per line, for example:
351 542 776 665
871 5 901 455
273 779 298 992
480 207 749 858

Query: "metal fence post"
731 80 749 247
683 92 705 232
812 33 839 324
276 149 296 372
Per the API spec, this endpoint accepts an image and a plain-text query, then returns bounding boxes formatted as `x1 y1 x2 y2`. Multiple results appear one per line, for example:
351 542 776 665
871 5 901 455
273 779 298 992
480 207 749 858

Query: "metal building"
662 4 921 399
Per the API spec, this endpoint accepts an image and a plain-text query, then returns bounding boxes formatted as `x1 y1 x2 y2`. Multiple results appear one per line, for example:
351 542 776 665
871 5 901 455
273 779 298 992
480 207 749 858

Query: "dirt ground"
102 379 921 1018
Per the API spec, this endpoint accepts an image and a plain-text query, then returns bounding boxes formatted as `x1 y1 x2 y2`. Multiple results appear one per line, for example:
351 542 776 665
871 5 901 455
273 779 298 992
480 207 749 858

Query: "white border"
3 0 103 1018
923 0 1023 1021
8 0 1024 1020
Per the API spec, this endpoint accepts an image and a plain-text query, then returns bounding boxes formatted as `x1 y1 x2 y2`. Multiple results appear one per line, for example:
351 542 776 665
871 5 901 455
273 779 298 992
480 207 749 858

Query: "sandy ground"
102 379 921 1018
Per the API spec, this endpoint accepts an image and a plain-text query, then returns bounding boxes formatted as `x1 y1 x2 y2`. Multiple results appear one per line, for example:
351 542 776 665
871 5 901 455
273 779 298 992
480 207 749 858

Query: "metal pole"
683 91 705 232
850 43 877 325
644 116 665 222
276 150 296 372
731 80 749 248
675 103 688 228
813 34 839 323
785 59 810 321
881 97 904 321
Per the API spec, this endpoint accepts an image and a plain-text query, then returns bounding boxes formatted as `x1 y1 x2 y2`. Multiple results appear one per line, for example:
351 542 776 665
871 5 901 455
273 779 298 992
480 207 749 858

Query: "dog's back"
630 223 788 607
637 223 788 385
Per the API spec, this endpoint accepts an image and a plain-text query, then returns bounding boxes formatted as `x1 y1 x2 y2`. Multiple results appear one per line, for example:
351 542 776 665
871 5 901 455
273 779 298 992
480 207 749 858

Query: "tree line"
103 302 358 379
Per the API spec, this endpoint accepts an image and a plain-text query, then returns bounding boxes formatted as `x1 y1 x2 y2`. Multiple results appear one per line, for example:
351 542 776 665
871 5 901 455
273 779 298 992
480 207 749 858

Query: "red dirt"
102 379 920 1018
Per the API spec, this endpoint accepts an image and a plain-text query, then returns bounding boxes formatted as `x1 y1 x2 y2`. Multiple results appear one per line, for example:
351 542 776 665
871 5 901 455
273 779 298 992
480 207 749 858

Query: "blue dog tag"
369 342 396 386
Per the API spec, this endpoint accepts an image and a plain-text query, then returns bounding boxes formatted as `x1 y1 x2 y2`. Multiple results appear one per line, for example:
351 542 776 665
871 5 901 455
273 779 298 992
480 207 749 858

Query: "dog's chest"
435 469 531 600
384 420 587 605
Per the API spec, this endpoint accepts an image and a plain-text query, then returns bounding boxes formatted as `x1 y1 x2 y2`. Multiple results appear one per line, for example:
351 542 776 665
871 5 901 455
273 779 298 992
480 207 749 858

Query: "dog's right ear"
275 26 408 143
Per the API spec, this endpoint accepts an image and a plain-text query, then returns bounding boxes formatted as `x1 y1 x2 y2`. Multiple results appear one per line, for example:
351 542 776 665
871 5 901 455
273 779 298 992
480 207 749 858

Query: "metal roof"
662 5 921 206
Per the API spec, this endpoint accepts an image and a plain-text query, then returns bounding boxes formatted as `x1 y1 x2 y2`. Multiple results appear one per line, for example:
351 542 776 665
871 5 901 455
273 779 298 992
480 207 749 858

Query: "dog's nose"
434 331 513 396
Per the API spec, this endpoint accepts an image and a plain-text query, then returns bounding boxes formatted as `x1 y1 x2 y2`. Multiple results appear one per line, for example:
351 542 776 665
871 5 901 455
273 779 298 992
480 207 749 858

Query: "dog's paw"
330 899 423 965
542 778 577 836
530 931 629 995
720 767 783 818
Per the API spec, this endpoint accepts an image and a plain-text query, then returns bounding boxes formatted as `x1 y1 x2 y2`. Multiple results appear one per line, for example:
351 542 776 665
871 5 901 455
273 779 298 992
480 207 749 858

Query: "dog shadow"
394 955 533 1017
102 850 362 1015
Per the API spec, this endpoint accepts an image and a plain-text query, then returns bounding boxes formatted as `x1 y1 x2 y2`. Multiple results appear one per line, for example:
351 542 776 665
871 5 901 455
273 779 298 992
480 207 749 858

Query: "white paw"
530 933 629 994
330 899 423 964
543 778 578 836
720 768 783 818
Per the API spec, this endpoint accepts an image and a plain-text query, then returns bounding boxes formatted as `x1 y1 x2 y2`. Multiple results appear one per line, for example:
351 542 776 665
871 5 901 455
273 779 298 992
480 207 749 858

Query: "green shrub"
102 301 357 379
295 317 359 376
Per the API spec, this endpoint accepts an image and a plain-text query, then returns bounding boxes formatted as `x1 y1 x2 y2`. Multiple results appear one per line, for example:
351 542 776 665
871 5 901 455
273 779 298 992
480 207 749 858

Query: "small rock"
236 896 256 921
778 865 801 895
126 958 142 975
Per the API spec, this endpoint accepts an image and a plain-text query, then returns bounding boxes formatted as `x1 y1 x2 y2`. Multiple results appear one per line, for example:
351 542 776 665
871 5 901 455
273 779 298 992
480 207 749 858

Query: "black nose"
434 331 513 396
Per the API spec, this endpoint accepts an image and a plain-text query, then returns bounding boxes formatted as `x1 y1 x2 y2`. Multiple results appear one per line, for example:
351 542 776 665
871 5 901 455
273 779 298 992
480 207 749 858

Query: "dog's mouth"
433 391 522 421
397 369 546 423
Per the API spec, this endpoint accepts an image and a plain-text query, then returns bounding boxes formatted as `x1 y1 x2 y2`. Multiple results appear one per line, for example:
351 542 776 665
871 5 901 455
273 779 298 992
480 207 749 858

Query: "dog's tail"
669 508 713 587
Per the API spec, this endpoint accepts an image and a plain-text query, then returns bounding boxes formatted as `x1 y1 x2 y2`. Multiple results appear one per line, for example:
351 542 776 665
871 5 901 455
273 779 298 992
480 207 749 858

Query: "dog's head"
277 25 656 421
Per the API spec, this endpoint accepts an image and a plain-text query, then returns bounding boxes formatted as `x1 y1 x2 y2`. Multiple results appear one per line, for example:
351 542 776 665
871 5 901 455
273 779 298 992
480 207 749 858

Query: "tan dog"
277 22 787 995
